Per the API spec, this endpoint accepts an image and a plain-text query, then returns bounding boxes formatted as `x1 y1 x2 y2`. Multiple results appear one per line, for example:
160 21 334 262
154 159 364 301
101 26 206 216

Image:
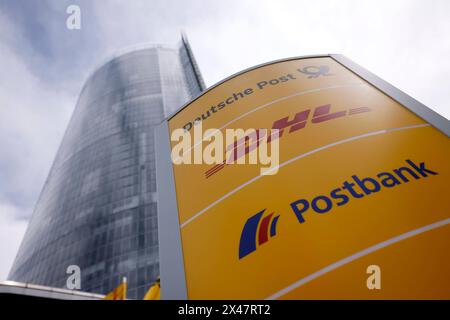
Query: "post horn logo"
298 65 332 78
239 209 280 259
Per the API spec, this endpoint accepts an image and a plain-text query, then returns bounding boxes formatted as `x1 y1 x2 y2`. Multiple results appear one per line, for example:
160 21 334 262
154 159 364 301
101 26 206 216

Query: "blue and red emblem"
239 209 280 259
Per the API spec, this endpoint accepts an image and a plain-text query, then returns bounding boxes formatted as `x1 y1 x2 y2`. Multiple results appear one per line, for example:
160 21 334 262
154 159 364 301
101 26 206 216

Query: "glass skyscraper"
8 36 205 299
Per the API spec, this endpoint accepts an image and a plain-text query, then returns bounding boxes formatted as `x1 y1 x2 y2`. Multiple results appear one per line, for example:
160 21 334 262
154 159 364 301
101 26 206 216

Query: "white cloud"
0 203 27 281
0 13 74 211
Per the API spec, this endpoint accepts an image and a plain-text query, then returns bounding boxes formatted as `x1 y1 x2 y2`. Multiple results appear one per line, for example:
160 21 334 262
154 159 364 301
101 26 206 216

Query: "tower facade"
8 38 204 299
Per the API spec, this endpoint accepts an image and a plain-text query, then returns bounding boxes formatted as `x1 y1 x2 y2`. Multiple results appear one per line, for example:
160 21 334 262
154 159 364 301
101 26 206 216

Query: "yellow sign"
168 57 450 299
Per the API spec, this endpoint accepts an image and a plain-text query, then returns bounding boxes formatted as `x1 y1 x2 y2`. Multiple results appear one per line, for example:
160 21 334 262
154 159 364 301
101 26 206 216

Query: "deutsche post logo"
239 209 280 259
298 65 332 78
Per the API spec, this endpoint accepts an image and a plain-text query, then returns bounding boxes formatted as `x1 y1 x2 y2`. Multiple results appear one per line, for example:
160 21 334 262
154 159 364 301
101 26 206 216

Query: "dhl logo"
205 104 371 178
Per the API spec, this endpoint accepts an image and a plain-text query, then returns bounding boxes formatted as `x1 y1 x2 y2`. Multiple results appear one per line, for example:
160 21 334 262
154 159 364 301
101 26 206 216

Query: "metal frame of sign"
154 54 450 300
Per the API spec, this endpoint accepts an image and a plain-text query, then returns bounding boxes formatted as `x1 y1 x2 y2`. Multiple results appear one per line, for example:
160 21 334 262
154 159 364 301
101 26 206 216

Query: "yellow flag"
104 278 127 300
143 278 160 300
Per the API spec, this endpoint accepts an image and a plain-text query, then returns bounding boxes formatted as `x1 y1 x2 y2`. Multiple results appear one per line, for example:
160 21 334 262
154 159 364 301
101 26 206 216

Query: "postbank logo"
238 159 440 260
239 209 280 259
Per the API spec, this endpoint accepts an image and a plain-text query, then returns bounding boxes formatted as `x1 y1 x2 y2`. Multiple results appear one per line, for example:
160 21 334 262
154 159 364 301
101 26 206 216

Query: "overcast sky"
0 0 449 281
